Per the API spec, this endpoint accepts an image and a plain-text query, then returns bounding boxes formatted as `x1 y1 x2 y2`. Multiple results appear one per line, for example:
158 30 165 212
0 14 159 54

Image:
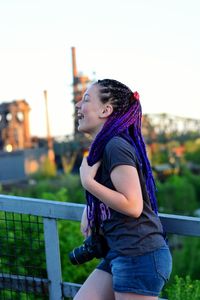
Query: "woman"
74 79 172 300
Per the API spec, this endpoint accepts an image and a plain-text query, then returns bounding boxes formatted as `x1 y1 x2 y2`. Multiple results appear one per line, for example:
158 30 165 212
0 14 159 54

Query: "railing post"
43 217 63 299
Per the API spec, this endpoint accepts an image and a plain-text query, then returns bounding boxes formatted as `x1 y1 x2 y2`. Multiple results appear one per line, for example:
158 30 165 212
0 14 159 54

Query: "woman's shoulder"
103 135 138 171
106 135 130 147
105 135 134 152
104 135 138 162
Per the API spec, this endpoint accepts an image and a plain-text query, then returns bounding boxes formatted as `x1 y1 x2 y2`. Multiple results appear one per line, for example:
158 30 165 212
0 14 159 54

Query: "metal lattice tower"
142 113 200 143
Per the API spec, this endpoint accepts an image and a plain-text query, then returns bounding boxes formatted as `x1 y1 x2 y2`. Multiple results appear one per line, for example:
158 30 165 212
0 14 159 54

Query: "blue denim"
97 245 172 296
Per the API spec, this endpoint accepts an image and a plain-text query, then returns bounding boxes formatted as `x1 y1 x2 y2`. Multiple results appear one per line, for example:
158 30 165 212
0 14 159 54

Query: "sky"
0 0 200 138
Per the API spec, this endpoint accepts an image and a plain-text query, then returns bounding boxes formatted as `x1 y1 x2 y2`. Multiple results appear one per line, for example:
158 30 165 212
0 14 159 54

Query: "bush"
166 275 200 300
156 175 198 215
170 236 200 280
2 173 85 204
182 169 200 206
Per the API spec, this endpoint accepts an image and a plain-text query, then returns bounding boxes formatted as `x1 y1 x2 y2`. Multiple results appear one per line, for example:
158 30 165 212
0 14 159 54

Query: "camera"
69 233 109 265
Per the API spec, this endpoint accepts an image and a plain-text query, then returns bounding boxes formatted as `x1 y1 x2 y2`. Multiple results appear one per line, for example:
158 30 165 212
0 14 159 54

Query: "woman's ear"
99 104 113 119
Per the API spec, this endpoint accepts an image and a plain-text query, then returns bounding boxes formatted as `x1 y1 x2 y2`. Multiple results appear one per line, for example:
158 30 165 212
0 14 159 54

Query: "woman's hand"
80 206 91 238
79 157 101 189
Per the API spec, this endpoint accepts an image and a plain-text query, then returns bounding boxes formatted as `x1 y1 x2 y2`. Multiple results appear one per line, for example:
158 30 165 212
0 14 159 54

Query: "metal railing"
0 194 200 299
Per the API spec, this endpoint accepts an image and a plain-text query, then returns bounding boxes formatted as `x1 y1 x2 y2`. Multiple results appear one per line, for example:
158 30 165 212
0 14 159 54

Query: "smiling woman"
73 79 172 300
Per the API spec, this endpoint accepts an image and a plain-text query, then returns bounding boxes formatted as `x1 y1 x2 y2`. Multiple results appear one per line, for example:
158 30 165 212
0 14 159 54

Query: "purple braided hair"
85 79 158 230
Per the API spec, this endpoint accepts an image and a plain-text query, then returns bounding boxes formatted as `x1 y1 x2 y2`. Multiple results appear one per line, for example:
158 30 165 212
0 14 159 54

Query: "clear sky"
0 0 200 137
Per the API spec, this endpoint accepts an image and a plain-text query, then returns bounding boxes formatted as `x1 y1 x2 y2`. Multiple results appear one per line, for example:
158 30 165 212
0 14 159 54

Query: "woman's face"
75 84 110 137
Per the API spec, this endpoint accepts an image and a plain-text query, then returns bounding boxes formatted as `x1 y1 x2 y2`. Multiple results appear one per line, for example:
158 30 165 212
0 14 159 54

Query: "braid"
97 79 133 113
85 79 158 230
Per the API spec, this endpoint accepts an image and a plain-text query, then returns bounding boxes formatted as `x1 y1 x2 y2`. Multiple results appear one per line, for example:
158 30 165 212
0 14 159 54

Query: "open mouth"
77 113 84 120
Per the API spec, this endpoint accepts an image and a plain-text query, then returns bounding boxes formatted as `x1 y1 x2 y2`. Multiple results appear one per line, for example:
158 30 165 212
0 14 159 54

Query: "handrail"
1 194 200 236
0 194 84 220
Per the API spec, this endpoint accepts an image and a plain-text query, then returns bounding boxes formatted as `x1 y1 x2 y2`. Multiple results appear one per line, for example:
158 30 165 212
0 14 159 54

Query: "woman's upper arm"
110 164 143 217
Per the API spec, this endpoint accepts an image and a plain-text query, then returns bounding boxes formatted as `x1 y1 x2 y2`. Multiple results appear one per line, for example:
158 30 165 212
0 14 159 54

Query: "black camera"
69 233 109 265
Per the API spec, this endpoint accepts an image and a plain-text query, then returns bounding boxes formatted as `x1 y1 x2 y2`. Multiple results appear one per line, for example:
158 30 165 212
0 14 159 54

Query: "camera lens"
68 237 95 265
68 248 81 265
68 234 109 265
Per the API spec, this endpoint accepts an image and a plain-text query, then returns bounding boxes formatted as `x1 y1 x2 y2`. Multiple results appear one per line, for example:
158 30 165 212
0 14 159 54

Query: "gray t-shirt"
97 135 166 256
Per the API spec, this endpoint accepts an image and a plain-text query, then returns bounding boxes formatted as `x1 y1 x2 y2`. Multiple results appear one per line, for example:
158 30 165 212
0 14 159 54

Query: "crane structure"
142 113 200 143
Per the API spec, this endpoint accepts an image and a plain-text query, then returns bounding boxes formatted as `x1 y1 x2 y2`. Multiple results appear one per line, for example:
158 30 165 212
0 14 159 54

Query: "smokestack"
44 90 51 146
43 90 53 149
71 47 78 79
43 90 55 162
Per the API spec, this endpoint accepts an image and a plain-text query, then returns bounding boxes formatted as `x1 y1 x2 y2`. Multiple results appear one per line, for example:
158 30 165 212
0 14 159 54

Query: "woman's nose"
75 100 81 109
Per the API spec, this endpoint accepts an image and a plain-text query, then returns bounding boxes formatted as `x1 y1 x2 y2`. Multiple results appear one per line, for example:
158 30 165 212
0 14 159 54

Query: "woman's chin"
77 125 89 134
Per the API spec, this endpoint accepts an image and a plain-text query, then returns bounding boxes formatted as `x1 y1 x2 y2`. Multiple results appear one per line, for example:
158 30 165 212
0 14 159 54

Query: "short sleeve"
104 136 137 174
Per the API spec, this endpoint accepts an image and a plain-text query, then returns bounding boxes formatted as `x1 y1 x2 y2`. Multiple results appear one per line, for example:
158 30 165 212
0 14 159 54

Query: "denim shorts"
96 245 172 296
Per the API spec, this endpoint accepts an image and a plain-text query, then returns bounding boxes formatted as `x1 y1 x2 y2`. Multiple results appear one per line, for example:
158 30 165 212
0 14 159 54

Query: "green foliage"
184 140 200 164
2 173 85 204
166 275 200 300
152 147 169 165
180 168 200 205
185 149 200 164
184 139 200 152
170 236 200 280
57 173 85 204
157 175 198 215
0 291 48 300
40 187 69 201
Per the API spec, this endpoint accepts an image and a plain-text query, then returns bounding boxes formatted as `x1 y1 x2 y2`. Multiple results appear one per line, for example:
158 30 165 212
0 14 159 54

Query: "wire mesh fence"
0 212 49 299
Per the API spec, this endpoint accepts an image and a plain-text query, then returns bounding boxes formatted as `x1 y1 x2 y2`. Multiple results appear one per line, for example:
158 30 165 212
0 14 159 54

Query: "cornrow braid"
96 79 133 113
85 79 158 231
